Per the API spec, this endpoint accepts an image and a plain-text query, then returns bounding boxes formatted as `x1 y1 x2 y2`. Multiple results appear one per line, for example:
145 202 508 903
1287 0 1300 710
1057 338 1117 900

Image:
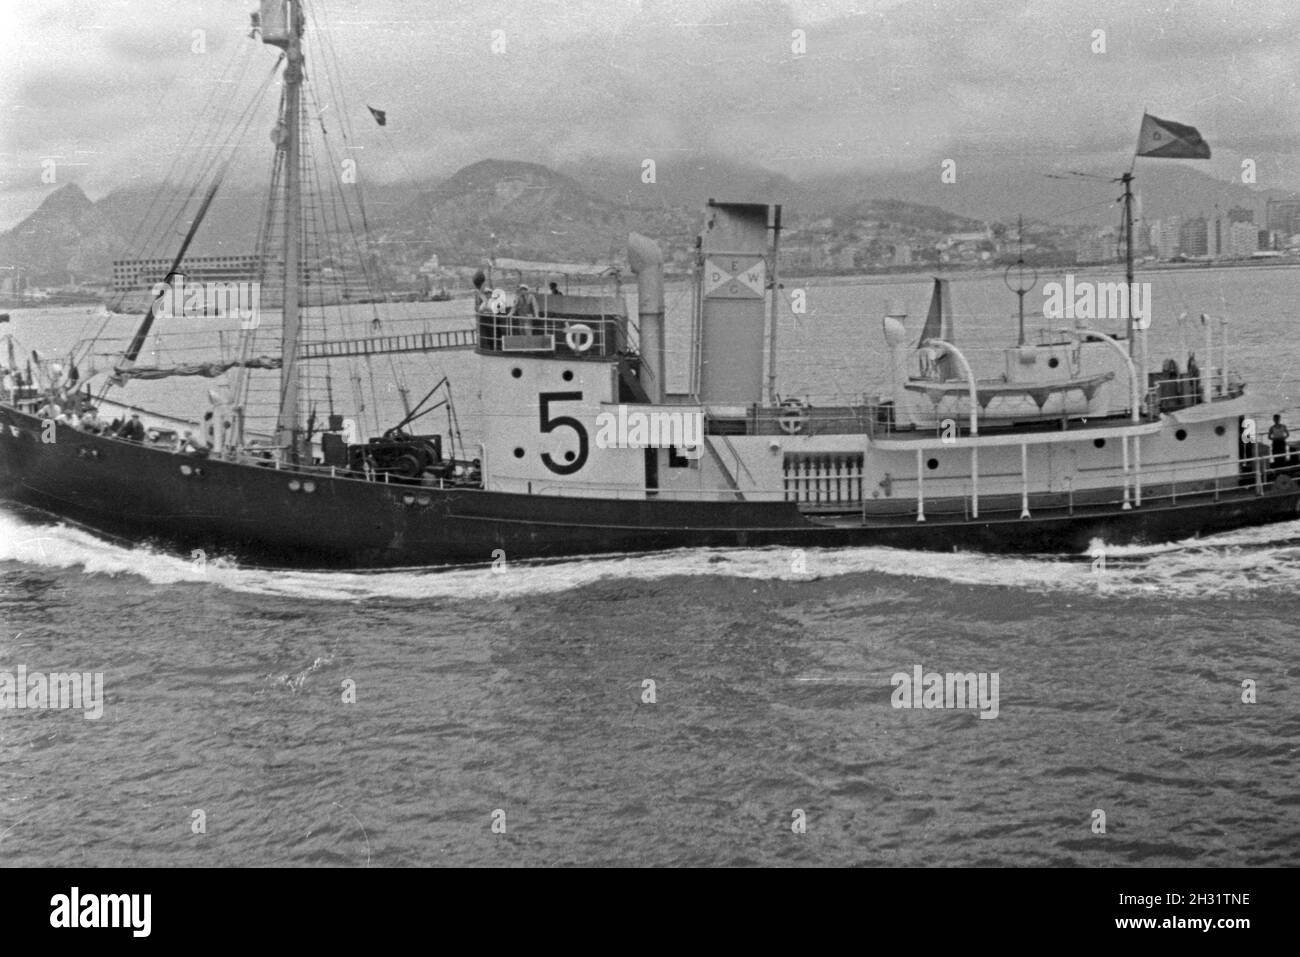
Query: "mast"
1004 215 1036 347
274 0 305 461
114 170 226 382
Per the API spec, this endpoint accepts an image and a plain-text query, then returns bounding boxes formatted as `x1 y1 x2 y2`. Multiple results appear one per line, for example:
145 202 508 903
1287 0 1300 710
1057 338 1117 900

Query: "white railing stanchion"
1121 434 1131 509
915 447 925 522
1020 443 1030 518
1133 433 1142 506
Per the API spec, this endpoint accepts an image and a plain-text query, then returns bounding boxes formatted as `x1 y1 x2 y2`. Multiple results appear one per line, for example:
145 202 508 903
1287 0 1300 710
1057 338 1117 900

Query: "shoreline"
5 256 1299 314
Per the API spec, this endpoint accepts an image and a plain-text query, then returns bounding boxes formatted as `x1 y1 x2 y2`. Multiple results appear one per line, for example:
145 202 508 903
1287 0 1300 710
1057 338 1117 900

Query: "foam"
3 507 1298 603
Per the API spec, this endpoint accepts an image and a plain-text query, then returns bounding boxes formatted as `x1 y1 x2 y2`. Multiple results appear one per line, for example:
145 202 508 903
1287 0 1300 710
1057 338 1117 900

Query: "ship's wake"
2 508 1299 602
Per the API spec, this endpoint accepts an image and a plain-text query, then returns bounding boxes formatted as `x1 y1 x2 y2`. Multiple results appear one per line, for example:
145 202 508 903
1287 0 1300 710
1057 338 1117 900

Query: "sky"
2 0 1299 229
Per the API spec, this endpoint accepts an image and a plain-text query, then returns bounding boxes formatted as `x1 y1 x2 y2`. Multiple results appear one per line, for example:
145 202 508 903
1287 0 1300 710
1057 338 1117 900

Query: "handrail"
475 311 627 358
1073 327 1140 422
920 339 978 435
922 338 979 517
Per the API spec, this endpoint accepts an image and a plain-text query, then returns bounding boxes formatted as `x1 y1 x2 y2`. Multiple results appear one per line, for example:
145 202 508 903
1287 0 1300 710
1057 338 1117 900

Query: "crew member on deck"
511 284 536 314
472 269 496 350
472 270 490 312
1269 414 1290 468
511 283 537 335
1186 353 1201 403
120 413 145 442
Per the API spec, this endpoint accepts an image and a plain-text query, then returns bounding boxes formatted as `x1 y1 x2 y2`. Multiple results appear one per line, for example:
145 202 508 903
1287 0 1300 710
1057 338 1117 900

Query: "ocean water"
2 268 1299 866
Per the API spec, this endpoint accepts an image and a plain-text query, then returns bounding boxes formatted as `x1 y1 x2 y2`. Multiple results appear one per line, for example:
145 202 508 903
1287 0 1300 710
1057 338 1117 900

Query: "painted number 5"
539 391 588 475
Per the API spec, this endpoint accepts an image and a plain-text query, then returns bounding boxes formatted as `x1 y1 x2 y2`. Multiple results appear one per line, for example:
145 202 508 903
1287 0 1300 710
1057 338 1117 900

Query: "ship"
2 2 1298 570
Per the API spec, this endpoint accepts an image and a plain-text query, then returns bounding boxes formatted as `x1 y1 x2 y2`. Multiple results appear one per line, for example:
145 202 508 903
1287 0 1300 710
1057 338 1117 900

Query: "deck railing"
868 444 1289 524
475 311 627 359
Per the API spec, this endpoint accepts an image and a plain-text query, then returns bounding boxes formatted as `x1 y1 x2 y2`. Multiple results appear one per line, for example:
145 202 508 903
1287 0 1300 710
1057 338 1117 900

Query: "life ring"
566 323 594 353
777 399 808 435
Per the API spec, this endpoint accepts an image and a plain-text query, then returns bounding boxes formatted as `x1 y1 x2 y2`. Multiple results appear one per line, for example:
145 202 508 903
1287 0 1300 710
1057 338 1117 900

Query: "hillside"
363 159 697 265
0 184 125 284
9 153 1267 288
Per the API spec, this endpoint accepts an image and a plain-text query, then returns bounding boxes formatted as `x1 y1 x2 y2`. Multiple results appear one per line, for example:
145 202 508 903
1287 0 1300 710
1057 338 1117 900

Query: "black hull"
3 406 1299 569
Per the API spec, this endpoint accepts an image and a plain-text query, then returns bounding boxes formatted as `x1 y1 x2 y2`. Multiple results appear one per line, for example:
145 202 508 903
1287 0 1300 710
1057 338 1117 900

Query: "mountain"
559 154 809 212
0 184 125 284
557 154 993 240
92 184 265 260
361 159 697 265
800 159 1297 229
8 153 1286 288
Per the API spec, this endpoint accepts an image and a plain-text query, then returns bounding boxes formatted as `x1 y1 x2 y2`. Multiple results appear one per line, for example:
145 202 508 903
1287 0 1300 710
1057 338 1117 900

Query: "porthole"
1093 438 1106 449
303 481 317 493
288 479 301 491
1048 357 1060 369
926 458 939 470
513 447 525 459
1175 429 1187 441
402 493 415 505
562 370 574 382
416 495 431 506
1214 425 1226 436
180 464 193 476
511 367 522 379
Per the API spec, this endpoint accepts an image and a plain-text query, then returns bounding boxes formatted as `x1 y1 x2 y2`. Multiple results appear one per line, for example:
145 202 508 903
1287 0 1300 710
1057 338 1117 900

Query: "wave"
3 507 1300 603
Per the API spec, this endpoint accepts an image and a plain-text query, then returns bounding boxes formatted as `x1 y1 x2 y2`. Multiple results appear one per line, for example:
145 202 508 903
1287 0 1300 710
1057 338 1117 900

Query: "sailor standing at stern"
1269 414 1291 468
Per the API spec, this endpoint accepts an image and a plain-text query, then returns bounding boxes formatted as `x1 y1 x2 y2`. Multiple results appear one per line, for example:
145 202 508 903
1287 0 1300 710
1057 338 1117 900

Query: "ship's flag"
367 105 387 127
1136 113 1210 159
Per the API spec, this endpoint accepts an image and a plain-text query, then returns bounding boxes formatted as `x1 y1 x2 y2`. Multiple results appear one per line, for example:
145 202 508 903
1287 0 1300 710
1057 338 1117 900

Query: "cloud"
2 0 1300 229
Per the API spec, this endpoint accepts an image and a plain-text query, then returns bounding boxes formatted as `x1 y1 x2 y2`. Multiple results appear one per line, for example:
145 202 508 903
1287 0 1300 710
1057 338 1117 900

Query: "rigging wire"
85 53 284 382
114 38 258 274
